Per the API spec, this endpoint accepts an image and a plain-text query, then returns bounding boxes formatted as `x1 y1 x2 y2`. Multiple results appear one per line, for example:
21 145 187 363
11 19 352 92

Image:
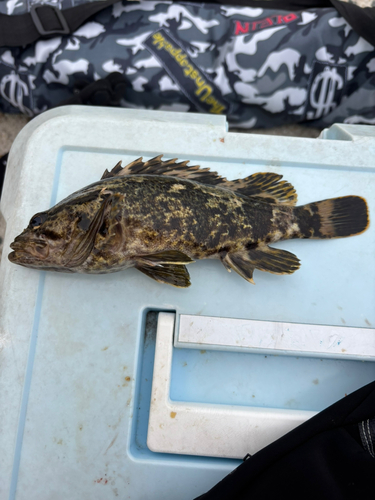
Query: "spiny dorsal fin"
101 160 123 180
101 155 226 185
101 156 297 205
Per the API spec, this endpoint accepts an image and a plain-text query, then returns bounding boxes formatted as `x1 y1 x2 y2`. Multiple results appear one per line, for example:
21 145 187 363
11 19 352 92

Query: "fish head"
8 193 110 271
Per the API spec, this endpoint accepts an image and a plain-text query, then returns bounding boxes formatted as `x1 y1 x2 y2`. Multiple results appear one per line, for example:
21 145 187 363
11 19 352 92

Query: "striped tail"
294 196 369 239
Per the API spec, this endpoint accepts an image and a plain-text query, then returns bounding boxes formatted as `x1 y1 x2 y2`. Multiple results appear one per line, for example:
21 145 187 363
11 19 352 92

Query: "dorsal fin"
100 155 225 185
101 155 297 205
101 160 123 179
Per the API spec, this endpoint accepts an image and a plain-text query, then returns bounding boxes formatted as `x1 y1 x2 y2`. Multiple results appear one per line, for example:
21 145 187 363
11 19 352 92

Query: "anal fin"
223 244 300 283
135 262 191 288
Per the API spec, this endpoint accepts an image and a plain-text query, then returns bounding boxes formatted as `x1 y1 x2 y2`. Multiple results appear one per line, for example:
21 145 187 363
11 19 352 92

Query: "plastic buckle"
30 5 70 36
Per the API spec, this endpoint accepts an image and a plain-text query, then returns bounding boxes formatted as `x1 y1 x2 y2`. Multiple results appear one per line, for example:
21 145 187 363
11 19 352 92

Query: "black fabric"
57 72 128 107
194 381 375 500
0 153 8 197
0 0 118 47
331 1 375 46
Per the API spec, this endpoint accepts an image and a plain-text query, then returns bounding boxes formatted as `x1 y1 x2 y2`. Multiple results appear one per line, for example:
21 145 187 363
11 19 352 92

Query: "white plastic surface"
148 313 315 458
177 314 375 360
0 107 374 500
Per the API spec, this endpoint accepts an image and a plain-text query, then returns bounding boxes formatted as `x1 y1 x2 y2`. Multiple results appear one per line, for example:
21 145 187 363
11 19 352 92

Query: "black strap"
0 153 8 197
0 0 118 48
331 0 375 47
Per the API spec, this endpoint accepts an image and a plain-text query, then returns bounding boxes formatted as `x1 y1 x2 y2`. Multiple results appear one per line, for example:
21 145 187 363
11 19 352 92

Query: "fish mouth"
8 250 18 263
8 249 44 264
10 240 27 252
9 239 50 264
8 250 38 266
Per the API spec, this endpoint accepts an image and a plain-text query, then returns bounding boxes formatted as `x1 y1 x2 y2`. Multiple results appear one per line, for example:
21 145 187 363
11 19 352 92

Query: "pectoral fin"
137 250 194 266
223 245 300 283
135 262 191 288
64 194 112 267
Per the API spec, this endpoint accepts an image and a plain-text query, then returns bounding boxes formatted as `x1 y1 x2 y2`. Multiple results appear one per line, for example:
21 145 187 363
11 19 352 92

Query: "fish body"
60 175 291 271
9 156 369 287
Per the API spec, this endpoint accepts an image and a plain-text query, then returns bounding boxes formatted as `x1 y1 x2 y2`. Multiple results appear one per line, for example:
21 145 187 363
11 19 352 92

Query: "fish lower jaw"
7 250 39 265
7 251 17 263
8 250 56 269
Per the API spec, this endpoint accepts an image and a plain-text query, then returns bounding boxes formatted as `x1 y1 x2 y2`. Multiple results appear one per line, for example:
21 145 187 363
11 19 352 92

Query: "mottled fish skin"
75 175 294 272
8 156 369 286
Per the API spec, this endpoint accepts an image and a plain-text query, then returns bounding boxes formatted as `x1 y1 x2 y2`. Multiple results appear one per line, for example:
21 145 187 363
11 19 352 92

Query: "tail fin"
294 196 369 239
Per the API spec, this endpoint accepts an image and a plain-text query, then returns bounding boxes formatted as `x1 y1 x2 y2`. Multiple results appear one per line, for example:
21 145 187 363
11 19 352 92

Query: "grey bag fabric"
0 0 374 129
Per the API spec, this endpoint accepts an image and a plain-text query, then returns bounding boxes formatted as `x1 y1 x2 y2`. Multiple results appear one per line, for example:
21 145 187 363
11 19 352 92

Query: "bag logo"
143 29 228 115
306 62 346 120
233 13 299 36
0 69 33 116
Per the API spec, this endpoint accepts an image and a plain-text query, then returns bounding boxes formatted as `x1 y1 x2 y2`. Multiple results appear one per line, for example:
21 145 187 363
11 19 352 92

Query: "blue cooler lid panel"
0 108 374 499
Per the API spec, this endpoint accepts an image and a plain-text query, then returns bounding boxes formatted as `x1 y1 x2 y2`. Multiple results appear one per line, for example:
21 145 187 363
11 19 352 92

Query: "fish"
8 155 369 287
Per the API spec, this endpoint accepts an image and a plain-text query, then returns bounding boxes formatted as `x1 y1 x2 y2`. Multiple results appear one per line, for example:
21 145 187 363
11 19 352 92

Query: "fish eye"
29 212 48 229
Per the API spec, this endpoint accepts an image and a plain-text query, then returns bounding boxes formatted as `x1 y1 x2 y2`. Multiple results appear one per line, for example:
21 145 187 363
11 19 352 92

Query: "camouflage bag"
0 0 374 129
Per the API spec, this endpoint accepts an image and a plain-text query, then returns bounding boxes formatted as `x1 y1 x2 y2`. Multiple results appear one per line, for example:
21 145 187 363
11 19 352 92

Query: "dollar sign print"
0 70 33 116
309 66 345 119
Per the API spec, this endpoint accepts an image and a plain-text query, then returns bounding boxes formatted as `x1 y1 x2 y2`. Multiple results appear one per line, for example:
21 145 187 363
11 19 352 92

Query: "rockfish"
9 156 369 287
